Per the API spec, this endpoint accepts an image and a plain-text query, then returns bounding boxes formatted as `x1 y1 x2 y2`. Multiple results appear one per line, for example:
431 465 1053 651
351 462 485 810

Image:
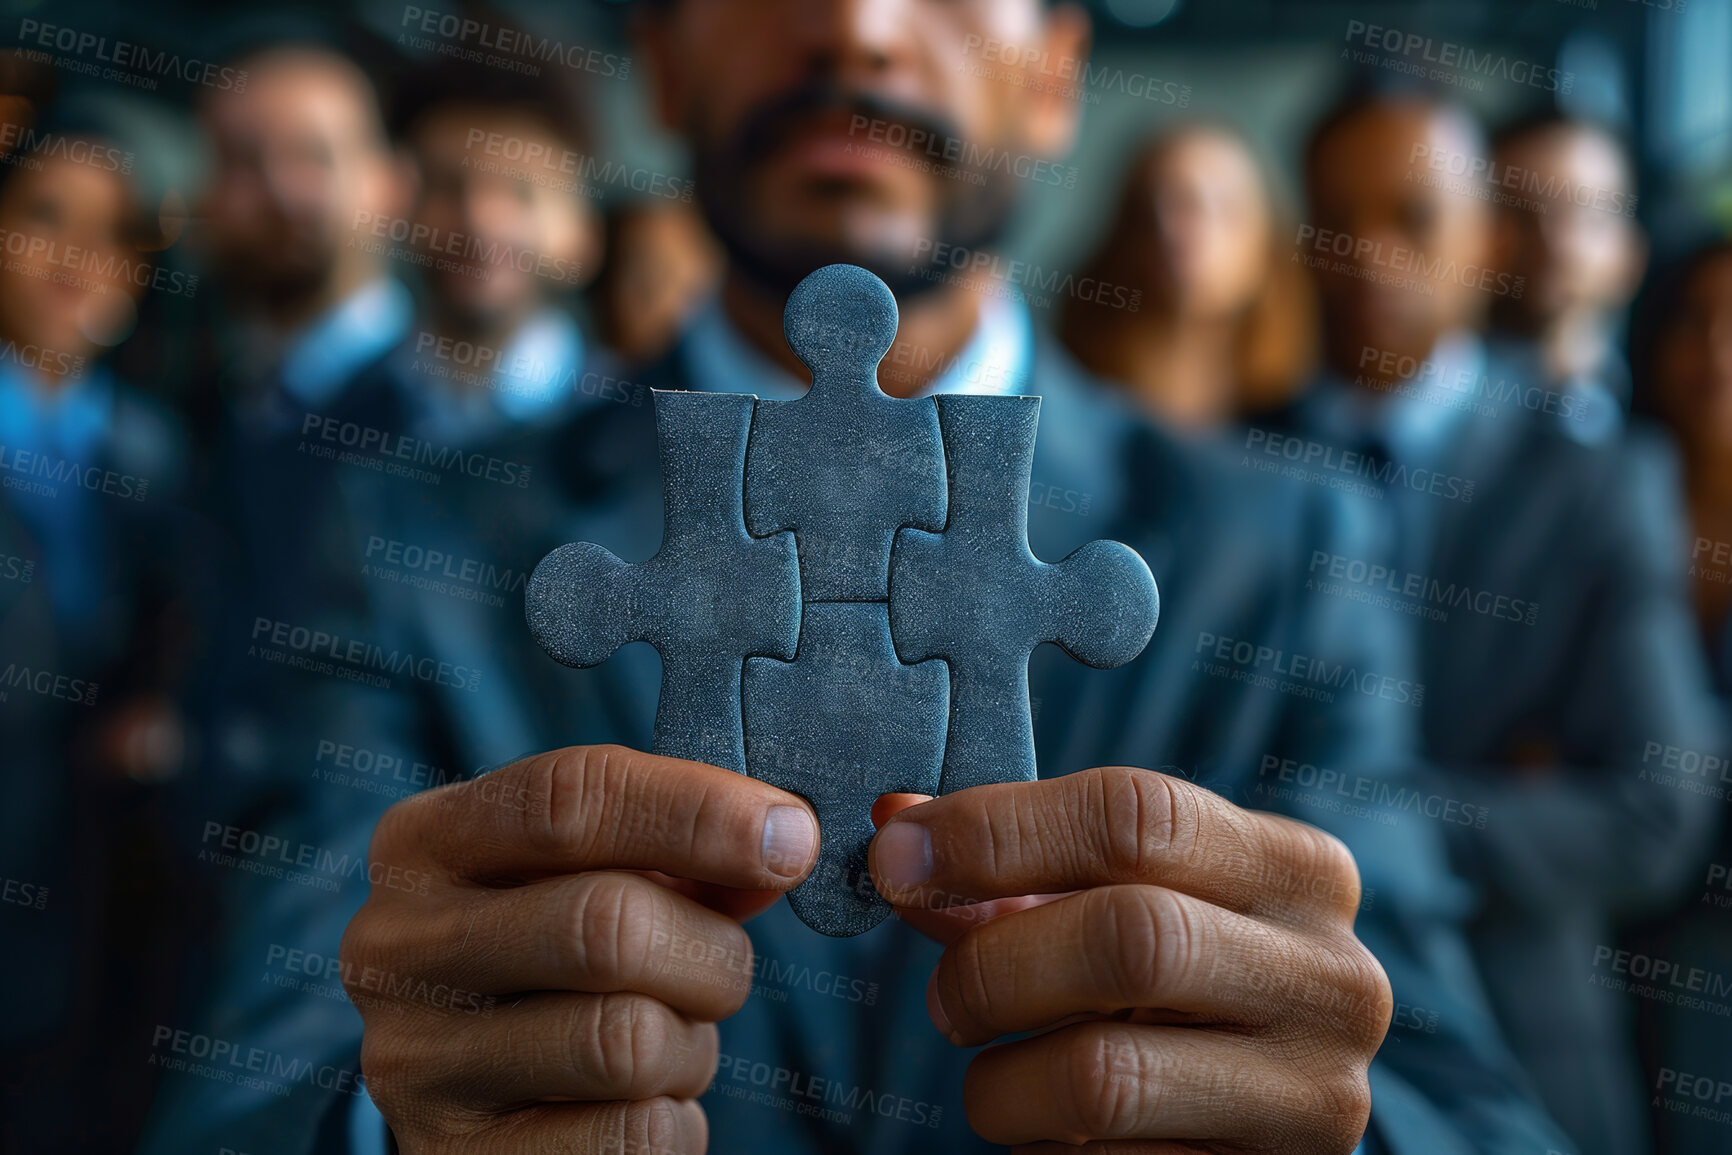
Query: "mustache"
730 78 965 168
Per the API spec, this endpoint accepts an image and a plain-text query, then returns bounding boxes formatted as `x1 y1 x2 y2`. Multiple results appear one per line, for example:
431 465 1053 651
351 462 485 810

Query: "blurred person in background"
133 41 434 1153
1487 112 1648 447
192 42 412 439
1284 85 1719 1155
1632 236 1732 1155
1057 123 1315 433
590 199 721 365
0 112 202 1152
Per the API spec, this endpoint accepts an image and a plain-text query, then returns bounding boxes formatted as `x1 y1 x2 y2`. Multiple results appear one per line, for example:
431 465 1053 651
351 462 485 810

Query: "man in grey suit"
1276 87 1723 1155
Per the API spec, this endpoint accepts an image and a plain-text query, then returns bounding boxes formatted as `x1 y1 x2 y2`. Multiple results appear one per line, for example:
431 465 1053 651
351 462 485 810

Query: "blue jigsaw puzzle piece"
888 394 1160 794
744 264 947 601
743 601 947 937
526 390 801 772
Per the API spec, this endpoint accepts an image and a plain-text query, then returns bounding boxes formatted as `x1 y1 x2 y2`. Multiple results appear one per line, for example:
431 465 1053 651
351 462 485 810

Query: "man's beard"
692 79 1022 302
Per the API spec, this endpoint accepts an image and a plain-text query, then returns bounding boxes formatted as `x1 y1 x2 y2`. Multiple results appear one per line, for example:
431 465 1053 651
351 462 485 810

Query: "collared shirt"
0 362 116 631
384 307 588 447
681 286 1034 400
235 278 414 434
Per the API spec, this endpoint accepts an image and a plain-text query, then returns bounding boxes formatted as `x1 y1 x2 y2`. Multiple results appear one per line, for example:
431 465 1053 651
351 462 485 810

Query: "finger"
454 1097 707 1154
385 991 717 1107
963 1021 1364 1147
871 792 932 828
929 886 1311 1046
894 893 1073 948
375 745 820 891
346 871 756 1020
870 766 1362 924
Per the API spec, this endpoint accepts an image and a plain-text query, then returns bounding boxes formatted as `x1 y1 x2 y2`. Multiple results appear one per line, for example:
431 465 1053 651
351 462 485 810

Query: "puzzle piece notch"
745 264 947 603
888 394 1159 795
743 601 947 937
526 389 801 773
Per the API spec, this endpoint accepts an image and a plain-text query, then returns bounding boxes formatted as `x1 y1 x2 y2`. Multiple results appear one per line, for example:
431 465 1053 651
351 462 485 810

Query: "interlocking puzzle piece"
743 601 947 937
744 264 947 601
525 390 801 773
889 395 1160 794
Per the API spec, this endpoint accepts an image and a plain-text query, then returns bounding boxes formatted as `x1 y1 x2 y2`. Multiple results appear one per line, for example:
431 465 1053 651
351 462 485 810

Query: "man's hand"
340 745 820 1154
869 766 1392 1154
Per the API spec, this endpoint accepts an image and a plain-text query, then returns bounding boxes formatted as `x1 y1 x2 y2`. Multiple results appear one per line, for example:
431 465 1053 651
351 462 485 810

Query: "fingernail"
875 821 932 892
762 806 817 878
926 971 955 1040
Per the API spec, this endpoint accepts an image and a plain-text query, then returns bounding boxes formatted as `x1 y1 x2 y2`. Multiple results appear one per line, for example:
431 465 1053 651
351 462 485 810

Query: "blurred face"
642 0 1088 297
410 106 593 331
604 204 720 361
1492 127 1642 327
199 51 401 305
1655 252 1732 457
0 153 143 374
1307 103 1490 374
1137 131 1270 318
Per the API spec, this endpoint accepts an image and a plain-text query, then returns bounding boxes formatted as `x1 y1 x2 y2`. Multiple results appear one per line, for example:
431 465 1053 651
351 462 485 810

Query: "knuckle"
1092 767 1186 877
631 1096 699 1154
1102 886 1193 1003
569 873 660 990
941 929 1004 1039
1061 1029 1150 1140
357 1027 411 1115
1331 938 1395 1052
579 996 690 1101
1309 1066 1374 1153
537 745 619 853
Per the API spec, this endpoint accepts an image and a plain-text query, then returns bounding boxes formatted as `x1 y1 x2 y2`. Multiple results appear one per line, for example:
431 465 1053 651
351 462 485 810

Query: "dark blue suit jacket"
140 339 1573 1155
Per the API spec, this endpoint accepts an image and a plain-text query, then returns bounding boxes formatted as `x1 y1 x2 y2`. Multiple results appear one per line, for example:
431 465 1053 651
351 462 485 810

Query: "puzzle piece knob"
783 263 898 380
